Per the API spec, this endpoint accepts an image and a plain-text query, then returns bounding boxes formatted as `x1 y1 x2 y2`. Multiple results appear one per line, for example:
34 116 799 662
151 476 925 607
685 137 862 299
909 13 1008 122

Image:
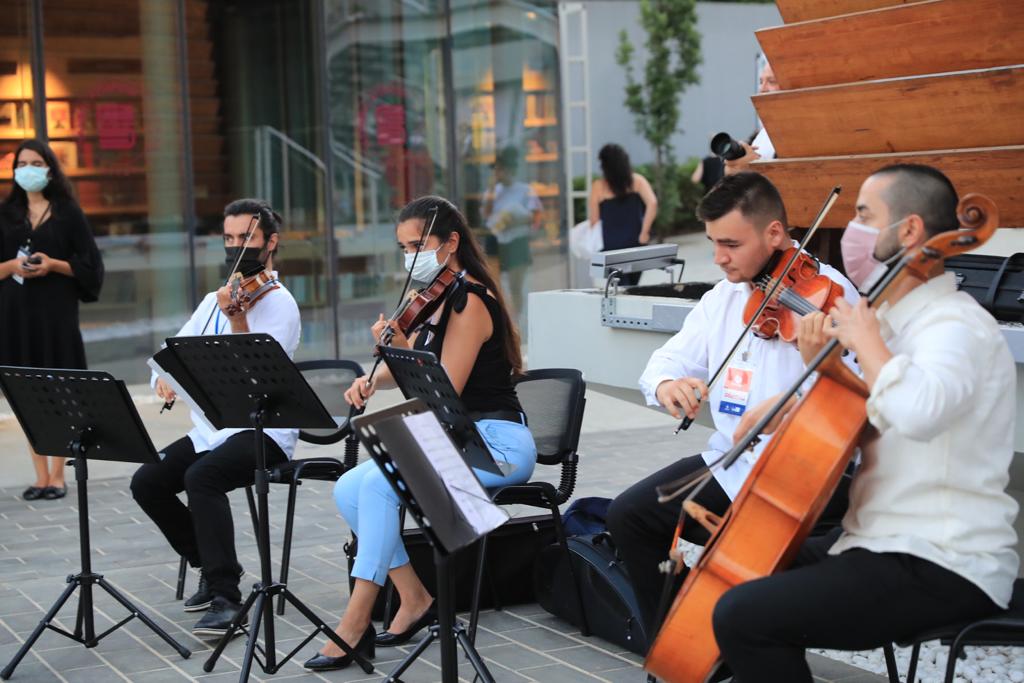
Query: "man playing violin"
130 198 301 638
713 164 1018 682
606 172 860 634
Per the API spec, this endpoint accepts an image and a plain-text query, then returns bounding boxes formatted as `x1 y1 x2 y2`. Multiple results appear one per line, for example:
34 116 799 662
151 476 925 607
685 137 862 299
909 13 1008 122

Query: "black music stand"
151 333 374 681
0 367 191 680
352 399 507 683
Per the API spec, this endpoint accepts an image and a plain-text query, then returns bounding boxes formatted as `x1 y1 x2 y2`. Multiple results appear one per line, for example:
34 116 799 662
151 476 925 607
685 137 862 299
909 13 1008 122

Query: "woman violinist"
712 165 1017 682
305 196 537 671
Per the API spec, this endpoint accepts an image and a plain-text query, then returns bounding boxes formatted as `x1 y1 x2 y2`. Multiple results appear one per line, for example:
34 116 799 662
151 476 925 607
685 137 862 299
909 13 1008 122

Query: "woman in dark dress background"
588 143 658 286
0 138 104 500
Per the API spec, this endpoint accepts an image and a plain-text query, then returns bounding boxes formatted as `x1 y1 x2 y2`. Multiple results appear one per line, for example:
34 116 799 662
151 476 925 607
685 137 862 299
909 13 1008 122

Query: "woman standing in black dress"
0 139 104 500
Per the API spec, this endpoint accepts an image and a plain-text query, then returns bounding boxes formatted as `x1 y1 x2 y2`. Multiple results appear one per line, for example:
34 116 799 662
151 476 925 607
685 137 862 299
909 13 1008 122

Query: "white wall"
580 0 782 169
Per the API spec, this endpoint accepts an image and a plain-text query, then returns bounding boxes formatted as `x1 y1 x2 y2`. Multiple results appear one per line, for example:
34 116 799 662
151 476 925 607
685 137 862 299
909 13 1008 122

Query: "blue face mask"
14 166 50 193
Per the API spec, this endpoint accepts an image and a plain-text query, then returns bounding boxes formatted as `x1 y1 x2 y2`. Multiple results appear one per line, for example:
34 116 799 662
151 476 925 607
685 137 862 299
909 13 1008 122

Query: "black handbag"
945 253 1024 323
533 531 650 655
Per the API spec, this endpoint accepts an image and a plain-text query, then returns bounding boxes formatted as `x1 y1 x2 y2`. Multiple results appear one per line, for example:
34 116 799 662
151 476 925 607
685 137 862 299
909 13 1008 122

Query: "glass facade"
3 0 568 382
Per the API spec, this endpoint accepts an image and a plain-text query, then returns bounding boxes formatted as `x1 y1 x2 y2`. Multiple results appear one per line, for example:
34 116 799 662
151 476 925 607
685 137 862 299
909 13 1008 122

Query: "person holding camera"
0 138 104 501
721 61 780 175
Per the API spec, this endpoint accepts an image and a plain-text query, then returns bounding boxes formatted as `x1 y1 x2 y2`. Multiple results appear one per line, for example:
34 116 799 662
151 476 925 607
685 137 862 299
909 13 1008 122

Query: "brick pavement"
0 391 885 682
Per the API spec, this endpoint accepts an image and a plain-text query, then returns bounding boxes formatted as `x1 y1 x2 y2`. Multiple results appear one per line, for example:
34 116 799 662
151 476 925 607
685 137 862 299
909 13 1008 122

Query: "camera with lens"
710 132 746 161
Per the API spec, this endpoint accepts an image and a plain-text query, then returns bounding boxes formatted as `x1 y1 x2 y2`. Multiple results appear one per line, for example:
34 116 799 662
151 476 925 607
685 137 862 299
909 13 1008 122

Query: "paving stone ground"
0 388 884 682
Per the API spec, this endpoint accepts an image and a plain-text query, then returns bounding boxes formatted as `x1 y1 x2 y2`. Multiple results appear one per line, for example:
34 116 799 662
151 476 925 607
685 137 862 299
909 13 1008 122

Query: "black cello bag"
533 531 650 655
944 253 1024 323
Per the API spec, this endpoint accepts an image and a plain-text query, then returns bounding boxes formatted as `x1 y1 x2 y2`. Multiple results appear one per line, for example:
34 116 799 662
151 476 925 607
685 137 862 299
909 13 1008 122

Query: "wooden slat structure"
753 0 1024 229
760 147 1024 228
760 0 1024 90
775 0 914 23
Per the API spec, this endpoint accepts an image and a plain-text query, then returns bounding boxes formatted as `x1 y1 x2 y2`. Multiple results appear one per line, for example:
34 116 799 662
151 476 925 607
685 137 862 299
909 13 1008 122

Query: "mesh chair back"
514 369 585 466
295 359 365 444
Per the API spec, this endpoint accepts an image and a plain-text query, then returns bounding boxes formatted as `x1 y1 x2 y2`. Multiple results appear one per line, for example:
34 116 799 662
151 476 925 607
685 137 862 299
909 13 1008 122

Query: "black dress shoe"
184 565 244 612
21 486 45 501
375 602 437 647
303 624 375 671
42 485 66 500
191 595 248 637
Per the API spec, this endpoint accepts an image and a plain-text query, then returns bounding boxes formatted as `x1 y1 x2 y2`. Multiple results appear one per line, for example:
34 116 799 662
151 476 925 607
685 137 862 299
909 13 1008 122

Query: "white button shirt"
830 273 1019 608
639 257 859 499
151 274 302 459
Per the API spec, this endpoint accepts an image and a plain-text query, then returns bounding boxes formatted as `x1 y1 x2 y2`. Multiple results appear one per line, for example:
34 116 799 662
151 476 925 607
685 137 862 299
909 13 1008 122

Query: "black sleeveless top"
413 279 523 414
599 192 646 251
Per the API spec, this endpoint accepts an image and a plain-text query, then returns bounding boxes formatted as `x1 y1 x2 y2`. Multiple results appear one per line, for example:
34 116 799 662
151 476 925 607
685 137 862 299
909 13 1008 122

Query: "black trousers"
606 454 851 635
130 432 286 603
713 529 1002 683
607 454 731 633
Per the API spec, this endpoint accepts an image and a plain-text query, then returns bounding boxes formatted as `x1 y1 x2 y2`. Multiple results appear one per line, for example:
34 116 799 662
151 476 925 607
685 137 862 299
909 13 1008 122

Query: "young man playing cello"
712 164 1018 681
606 172 859 634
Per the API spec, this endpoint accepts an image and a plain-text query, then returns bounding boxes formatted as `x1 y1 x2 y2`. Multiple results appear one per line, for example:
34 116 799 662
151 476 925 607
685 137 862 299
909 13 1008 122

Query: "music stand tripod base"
0 368 191 680
352 397 506 683
156 334 374 680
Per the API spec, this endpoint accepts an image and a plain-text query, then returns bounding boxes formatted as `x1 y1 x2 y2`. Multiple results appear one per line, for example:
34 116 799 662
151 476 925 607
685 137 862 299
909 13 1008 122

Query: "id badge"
11 246 29 285
718 360 754 416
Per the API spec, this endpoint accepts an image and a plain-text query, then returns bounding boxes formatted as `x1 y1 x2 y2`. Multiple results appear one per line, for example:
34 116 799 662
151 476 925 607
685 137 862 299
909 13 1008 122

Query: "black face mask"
224 246 266 277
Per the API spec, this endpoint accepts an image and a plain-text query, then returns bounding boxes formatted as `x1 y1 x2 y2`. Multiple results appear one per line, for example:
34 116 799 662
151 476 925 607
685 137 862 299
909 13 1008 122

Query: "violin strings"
759 276 824 317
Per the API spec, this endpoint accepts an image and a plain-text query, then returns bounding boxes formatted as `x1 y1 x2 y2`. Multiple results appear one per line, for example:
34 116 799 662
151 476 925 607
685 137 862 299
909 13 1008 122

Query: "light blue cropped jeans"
334 417 537 586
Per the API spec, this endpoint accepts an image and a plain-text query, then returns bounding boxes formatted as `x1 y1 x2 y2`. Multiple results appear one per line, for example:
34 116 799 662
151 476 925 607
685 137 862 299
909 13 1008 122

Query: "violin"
381 266 461 345
676 186 843 432
225 269 279 317
744 247 846 342
644 194 1000 683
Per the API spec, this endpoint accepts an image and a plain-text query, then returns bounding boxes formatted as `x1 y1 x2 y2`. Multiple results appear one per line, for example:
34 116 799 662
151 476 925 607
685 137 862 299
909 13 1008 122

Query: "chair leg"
469 535 489 644
175 556 187 601
882 643 901 683
276 479 300 615
550 501 589 637
944 633 968 683
906 642 921 683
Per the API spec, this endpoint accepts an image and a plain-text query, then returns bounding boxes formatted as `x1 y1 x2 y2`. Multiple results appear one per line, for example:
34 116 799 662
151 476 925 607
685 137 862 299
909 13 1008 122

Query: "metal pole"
441 0 458 202
28 0 47 140
176 0 199 309
315 0 341 358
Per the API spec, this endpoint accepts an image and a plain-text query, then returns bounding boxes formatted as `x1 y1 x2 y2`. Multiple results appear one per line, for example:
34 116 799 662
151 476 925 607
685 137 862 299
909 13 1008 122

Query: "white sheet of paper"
403 411 508 536
146 356 217 432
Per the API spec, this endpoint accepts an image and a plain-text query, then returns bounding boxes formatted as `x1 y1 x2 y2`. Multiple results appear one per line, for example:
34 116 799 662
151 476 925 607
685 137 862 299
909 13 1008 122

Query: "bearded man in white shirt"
130 199 301 638
606 172 859 634
712 164 1018 682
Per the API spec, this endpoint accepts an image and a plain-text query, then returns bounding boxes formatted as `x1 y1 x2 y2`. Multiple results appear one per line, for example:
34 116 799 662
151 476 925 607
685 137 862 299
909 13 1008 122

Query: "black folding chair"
883 578 1024 683
467 368 589 641
176 358 365 615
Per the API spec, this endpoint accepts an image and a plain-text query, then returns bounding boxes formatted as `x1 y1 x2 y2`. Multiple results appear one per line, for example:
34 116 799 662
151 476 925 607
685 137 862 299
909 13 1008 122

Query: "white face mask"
404 247 447 283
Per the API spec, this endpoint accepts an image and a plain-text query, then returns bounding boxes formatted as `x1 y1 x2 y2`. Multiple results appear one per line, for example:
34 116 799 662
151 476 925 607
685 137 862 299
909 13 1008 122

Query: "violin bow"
674 186 841 433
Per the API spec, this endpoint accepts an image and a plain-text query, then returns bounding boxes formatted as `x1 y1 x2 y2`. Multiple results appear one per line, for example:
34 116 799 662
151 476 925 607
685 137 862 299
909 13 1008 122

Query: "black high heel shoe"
375 601 437 647
303 624 375 671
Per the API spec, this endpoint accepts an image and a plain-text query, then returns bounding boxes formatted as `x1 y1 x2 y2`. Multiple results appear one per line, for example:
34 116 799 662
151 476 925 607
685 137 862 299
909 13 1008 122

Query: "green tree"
616 0 701 237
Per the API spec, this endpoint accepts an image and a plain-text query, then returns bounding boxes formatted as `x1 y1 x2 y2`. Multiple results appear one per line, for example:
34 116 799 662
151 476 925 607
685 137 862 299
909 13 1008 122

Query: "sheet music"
403 411 508 536
146 356 217 432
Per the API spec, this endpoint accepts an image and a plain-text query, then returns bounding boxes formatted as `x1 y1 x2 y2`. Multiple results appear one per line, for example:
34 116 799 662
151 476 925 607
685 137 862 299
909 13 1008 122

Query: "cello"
644 193 999 683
